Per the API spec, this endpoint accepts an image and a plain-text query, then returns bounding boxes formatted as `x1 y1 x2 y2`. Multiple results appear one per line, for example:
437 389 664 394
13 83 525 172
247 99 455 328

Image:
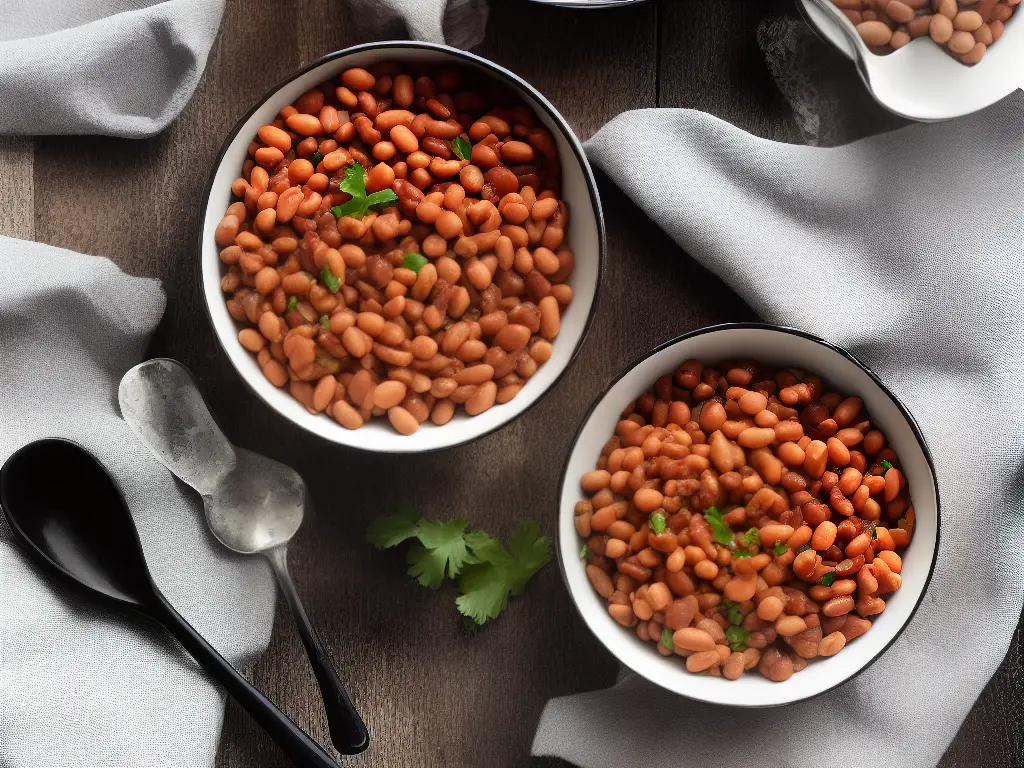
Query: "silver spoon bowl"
118 359 368 755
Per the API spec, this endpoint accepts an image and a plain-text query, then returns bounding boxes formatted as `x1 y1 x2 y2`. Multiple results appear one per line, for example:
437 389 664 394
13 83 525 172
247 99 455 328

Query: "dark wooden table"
3 1 1020 766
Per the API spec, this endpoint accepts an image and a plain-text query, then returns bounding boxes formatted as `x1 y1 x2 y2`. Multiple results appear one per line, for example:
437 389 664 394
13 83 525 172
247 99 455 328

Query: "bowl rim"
795 0 1023 122
196 40 607 454
556 321 941 707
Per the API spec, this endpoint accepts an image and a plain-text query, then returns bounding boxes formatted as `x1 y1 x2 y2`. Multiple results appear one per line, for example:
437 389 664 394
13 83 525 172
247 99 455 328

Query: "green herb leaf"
329 162 396 220
742 528 759 546
402 252 429 273
649 511 666 535
319 314 330 331
366 504 420 549
331 197 366 220
287 295 298 311
821 572 837 587
339 162 366 198
703 506 734 546
368 509 551 626
455 522 552 624
579 544 588 561
407 518 473 588
661 627 674 651
451 136 472 162
881 459 893 472
320 265 340 293
772 541 790 556
725 625 751 652
727 603 744 626
365 188 398 209
732 549 752 558
310 150 323 167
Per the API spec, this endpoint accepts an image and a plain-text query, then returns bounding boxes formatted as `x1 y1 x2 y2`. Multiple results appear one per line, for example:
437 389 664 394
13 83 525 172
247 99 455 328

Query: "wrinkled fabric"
0 237 277 767
0 0 487 138
348 0 487 51
533 94 1024 767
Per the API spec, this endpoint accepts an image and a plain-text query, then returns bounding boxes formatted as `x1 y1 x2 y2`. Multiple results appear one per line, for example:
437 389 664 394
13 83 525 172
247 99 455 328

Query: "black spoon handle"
151 592 339 768
268 547 370 755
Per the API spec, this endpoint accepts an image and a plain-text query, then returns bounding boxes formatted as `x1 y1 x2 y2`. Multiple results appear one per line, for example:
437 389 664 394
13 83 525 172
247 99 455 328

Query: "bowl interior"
559 326 938 707
800 0 1023 120
201 43 602 453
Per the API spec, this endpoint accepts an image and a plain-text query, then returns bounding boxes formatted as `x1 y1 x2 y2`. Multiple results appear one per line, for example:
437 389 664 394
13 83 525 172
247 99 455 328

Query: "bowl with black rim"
557 323 939 706
199 41 604 453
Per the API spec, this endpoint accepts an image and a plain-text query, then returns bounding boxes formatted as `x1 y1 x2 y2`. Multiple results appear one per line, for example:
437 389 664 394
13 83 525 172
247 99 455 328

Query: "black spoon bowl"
0 438 340 768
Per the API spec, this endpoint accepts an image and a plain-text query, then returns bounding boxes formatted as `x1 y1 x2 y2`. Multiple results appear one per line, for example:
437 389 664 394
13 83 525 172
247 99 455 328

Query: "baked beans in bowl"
558 324 938 706
200 42 603 452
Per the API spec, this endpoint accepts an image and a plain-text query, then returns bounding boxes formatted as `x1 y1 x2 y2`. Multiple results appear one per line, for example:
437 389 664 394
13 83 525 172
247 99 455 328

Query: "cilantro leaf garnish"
821 572 837 587
451 136 472 161
366 503 420 548
287 295 298 311
727 603 744 626
410 518 473 588
403 252 429 273
456 522 552 624
579 543 588 560
703 506 734 545
649 511 666 535
368 509 551 626
330 161 399 220
320 265 340 293
772 541 790 556
367 507 472 589
881 459 893 472
742 528 759 546
725 625 751 652
661 627 674 650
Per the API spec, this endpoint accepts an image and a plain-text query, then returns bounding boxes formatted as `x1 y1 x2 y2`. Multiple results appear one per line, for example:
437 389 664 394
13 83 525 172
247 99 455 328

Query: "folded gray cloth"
0 0 487 137
0 237 277 767
533 94 1024 766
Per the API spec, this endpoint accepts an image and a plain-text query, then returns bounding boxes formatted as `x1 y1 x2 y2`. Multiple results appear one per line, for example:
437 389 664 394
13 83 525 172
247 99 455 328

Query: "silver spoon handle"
267 546 370 755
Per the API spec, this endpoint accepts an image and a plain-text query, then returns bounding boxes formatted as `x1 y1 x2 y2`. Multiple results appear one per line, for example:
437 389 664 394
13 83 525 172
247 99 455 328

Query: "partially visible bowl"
799 0 1022 121
557 323 939 707
526 0 652 6
199 42 604 453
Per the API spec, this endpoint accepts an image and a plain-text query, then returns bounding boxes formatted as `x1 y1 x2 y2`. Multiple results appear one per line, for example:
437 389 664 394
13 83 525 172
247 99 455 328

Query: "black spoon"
0 438 340 768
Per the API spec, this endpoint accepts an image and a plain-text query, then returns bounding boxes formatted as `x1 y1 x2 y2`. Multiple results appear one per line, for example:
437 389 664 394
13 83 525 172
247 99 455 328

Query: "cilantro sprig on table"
367 505 552 626
330 161 398 220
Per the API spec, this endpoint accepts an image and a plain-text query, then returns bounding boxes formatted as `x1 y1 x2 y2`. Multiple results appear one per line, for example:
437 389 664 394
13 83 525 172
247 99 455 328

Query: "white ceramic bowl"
799 0 1022 121
526 0 652 7
199 42 604 453
558 324 939 707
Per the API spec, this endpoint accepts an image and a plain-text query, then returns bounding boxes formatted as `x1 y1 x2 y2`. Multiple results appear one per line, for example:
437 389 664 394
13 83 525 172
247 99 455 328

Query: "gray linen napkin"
0 237 276 767
533 94 1024 766
0 0 487 137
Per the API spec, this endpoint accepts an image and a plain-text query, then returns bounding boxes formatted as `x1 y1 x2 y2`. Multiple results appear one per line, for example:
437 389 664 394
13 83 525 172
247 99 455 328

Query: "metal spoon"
117 359 369 756
0 438 339 768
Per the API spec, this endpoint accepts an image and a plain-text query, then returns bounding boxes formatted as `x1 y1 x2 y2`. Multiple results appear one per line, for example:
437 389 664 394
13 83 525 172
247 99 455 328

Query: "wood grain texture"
658 0 803 142
8 0 1021 766
0 137 33 239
